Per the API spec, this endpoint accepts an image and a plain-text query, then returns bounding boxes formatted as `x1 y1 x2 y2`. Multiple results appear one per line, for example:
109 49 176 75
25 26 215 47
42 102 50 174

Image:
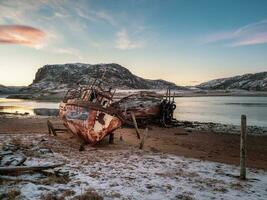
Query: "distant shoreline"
2 89 267 101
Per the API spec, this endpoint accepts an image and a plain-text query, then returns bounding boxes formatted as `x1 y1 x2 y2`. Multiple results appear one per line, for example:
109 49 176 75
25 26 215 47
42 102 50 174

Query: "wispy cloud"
202 32 234 44
115 29 144 50
95 11 117 26
0 0 149 52
74 6 117 26
203 19 267 47
49 47 84 60
231 33 267 47
0 25 45 48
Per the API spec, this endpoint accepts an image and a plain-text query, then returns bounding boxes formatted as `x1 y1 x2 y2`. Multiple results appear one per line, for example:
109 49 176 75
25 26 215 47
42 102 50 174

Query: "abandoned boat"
59 81 176 144
59 84 123 144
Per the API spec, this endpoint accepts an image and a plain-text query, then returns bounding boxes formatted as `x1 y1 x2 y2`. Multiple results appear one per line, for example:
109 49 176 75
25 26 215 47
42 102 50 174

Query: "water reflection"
0 96 267 127
0 97 59 116
174 96 267 127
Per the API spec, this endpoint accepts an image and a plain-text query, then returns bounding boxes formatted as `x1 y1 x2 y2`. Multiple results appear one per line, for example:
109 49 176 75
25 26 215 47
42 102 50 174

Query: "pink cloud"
203 19 267 47
0 25 46 48
202 31 234 44
232 32 267 46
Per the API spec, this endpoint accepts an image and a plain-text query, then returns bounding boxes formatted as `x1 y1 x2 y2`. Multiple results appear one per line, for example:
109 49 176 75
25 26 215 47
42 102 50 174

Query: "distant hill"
197 72 267 91
28 63 186 91
0 84 23 94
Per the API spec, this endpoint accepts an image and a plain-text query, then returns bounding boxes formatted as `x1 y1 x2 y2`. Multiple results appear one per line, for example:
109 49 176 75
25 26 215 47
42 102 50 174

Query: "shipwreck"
58 78 176 145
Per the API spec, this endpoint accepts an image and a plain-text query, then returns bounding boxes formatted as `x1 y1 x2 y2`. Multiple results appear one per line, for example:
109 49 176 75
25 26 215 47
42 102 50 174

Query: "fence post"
240 114 247 180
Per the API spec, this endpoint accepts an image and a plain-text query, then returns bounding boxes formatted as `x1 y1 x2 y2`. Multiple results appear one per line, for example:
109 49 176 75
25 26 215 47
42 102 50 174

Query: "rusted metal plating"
60 85 122 144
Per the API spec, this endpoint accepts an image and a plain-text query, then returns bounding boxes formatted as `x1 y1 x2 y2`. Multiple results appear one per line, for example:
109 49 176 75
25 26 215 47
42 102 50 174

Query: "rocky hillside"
197 72 267 91
28 63 185 91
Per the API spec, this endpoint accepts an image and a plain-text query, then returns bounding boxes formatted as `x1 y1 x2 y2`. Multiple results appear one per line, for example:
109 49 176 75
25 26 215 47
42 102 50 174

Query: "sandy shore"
0 116 266 170
1 116 267 199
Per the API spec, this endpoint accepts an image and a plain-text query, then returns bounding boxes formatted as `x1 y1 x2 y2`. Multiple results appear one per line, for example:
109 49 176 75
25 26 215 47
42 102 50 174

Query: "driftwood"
0 163 64 174
15 156 27 166
139 128 148 149
130 112 141 139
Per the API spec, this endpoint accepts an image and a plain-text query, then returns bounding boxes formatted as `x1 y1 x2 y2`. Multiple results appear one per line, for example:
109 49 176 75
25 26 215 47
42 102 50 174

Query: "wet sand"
0 116 267 170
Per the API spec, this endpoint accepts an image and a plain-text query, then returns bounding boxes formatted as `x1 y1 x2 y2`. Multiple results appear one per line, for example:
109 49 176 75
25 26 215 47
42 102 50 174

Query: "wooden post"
47 120 56 136
240 115 247 180
130 112 141 139
139 128 148 149
119 133 123 141
109 133 114 144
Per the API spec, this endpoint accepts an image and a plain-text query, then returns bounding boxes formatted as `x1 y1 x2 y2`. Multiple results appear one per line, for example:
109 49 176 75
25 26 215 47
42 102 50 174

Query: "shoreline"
0 116 266 170
2 89 267 101
1 113 267 135
176 120 267 136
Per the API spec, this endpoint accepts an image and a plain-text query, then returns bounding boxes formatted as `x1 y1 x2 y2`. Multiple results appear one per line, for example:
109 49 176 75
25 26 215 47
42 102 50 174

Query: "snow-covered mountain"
197 72 267 91
27 63 186 91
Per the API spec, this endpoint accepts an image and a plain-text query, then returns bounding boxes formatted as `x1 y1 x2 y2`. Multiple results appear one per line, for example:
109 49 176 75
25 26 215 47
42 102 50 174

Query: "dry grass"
175 194 195 200
41 193 64 200
10 137 23 148
230 182 244 190
9 137 41 157
72 189 103 200
62 189 76 197
41 174 70 185
6 189 21 200
41 189 75 200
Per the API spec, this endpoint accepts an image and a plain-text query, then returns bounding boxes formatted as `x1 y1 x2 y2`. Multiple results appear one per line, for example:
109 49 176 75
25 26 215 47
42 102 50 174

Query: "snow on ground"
1 134 267 200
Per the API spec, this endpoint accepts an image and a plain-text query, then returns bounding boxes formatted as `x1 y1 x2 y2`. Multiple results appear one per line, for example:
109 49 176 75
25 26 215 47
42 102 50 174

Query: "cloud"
95 11 116 26
115 29 143 50
0 1 149 51
74 6 117 26
203 19 267 47
231 32 267 47
0 25 46 48
202 32 234 44
50 47 83 60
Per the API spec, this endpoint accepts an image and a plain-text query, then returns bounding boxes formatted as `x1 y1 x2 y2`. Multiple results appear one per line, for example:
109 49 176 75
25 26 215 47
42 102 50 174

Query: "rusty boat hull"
59 101 122 144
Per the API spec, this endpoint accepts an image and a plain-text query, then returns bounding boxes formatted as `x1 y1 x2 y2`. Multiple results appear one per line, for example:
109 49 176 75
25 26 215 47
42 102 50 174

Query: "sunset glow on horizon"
0 0 267 86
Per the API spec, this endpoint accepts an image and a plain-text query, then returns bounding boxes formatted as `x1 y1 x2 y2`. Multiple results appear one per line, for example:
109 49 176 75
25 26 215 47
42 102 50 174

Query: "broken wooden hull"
59 102 122 144
112 91 162 120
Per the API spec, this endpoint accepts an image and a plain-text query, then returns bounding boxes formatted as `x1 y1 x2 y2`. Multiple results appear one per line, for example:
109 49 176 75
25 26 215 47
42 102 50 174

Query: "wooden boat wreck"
59 81 176 145
111 90 176 126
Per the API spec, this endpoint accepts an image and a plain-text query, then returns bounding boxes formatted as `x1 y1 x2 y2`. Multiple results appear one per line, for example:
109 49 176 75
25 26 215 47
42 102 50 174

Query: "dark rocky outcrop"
28 63 185 90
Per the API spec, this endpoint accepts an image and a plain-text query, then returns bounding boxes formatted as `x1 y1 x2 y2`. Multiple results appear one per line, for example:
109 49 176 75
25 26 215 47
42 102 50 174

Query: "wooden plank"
0 163 64 173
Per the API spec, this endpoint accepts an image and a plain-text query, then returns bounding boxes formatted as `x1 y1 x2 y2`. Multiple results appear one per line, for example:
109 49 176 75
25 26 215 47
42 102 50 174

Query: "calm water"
0 96 266 127
174 96 267 127
0 96 59 115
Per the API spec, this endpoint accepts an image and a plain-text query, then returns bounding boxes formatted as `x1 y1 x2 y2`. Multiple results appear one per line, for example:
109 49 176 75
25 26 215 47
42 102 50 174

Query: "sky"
0 0 267 86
